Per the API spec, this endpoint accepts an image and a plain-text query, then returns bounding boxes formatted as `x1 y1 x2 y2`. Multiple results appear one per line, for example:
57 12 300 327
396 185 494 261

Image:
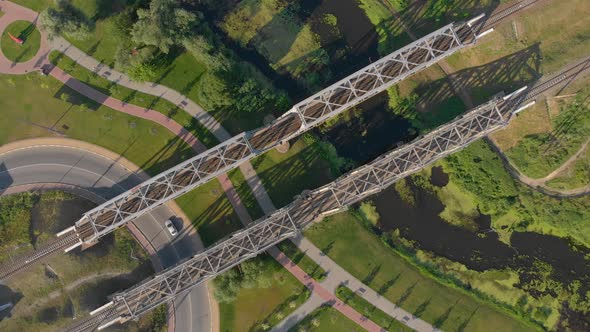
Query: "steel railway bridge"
0 15 494 280
66 59 590 331
0 0 562 282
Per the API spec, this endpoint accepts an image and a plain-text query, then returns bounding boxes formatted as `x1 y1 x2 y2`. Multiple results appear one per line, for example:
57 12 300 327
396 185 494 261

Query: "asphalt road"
0 145 211 332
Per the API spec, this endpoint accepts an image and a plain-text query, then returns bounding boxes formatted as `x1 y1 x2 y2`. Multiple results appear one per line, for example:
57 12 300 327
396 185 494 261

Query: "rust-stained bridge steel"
67 18 486 248
79 85 538 330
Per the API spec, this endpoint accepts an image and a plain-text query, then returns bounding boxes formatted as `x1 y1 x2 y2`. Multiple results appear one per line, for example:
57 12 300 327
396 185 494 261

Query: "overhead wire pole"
67 18 487 248
84 85 537 330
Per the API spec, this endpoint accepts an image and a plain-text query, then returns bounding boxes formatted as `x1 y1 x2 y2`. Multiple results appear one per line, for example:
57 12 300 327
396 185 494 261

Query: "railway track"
480 0 545 31
0 231 78 281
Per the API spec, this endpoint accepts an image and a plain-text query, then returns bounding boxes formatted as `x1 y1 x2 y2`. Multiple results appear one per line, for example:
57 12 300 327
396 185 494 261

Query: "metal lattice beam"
72 20 480 245
97 88 530 324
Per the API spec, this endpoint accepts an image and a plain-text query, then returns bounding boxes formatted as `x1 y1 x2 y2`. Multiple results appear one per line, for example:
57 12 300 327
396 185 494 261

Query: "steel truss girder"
108 89 525 321
74 21 477 244
286 23 472 134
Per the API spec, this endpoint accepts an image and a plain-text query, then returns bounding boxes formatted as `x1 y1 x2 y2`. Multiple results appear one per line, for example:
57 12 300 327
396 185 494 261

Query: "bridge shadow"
250 140 334 208
392 43 542 131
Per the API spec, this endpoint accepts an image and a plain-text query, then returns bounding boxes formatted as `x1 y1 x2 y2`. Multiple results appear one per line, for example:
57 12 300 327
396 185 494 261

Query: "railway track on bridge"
76 61 590 330
0 0 555 282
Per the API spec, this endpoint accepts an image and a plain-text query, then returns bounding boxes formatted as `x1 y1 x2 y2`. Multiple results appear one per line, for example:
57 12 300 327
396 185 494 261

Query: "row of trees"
40 0 289 116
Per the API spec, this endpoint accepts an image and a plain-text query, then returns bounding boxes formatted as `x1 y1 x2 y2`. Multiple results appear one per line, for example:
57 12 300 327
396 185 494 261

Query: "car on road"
165 219 178 237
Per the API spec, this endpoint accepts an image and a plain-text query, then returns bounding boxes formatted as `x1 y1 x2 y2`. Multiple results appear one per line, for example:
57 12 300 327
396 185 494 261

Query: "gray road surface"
0 145 211 332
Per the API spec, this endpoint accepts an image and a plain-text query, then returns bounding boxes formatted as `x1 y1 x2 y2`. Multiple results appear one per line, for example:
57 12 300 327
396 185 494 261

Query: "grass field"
289 306 364 332
252 138 333 208
505 87 590 178
219 256 310 332
1 20 41 63
336 285 413 332
175 179 241 247
546 146 590 190
305 212 537 332
49 51 218 147
0 73 193 175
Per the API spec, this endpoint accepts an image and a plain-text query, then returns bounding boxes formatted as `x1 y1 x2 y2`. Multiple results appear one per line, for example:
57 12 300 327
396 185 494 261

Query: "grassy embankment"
0 73 193 175
305 211 539 332
0 191 157 332
1 20 41 63
48 51 219 148
218 256 310 332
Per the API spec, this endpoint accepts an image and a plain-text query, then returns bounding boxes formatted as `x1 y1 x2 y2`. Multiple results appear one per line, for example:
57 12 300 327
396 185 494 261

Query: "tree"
131 0 199 53
39 0 91 40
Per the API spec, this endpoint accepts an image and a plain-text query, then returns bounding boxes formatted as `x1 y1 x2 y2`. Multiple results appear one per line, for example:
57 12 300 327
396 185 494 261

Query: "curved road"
0 142 212 332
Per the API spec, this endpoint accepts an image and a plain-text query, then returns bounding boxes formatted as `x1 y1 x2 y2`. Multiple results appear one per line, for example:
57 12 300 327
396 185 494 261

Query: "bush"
0 193 34 251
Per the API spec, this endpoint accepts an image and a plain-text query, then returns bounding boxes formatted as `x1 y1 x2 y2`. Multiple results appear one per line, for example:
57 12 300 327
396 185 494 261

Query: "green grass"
356 0 412 55
1 20 41 63
175 179 241 246
277 240 327 281
305 212 537 332
288 306 365 332
222 0 328 80
506 90 590 178
251 138 333 208
546 146 590 190
49 51 219 147
227 168 265 220
336 285 413 332
0 73 193 175
219 256 310 332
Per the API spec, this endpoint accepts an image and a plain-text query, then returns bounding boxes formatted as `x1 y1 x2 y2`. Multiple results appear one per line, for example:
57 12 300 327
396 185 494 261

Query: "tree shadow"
413 297 431 317
396 281 417 306
377 272 401 295
16 23 36 42
457 306 479 332
92 0 132 21
362 265 381 285
434 300 459 328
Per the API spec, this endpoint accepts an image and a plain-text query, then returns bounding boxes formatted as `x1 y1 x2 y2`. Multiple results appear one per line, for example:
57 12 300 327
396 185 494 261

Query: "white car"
165 219 178 237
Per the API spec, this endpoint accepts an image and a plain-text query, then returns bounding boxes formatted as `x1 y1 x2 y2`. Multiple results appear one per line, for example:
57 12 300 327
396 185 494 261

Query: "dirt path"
487 137 590 197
